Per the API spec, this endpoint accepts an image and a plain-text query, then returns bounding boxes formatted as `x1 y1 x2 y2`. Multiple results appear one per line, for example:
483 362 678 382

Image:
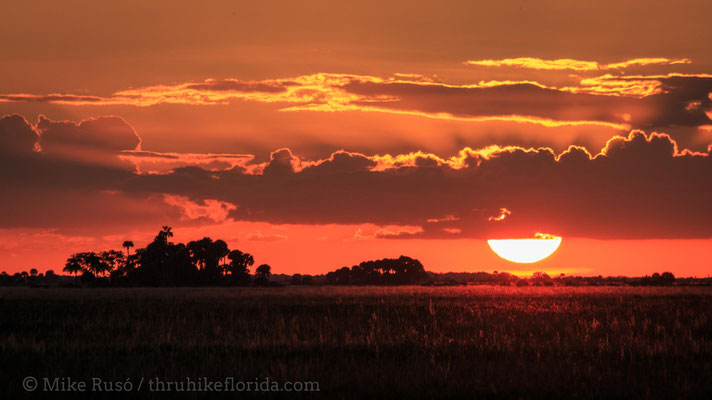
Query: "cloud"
162 195 237 222
464 57 691 71
37 115 141 154
2 114 712 240
184 79 291 93
488 208 511 222
426 215 459 223
0 114 38 155
0 115 172 231
343 74 712 131
1 71 710 134
353 225 425 240
0 78 292 106
571 72 712 97
118 150 254 174
121 130 712 240
28 114 142 171
243 231 288 241
0 94 112 105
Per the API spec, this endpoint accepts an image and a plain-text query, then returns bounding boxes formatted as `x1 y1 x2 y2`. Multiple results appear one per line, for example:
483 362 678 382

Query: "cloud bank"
2 114 711 240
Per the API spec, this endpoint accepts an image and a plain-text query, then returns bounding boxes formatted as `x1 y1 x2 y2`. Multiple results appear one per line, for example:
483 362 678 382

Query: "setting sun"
487 233 563 263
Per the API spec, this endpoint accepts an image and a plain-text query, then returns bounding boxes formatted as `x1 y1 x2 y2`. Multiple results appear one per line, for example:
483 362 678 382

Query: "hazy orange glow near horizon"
1 1 711 277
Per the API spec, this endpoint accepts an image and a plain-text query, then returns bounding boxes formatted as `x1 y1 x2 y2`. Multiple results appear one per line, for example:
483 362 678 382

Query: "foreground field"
1 286 711 398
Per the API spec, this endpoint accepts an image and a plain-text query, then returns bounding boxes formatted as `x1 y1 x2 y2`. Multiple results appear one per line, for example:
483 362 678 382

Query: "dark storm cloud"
124 131 712 239
0 115 174 230
636 75 712 129
36 115 141 154
2 114 711 239
0 115 37 154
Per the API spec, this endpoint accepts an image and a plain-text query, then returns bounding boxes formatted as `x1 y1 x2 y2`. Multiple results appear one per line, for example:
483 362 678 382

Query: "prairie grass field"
1 286 711 398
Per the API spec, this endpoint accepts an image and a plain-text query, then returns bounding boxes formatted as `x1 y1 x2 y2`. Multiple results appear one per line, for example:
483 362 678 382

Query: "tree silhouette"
79 252 104 277
187 237 211 270
531 271 553 286
290 274 314 285
62 251 124 280
326 267 352 284
29 268 38 277
187 237 230 281
63 255 83 282
122 240 134 258
290 273 303 285
91 254 107 277
661 272 676 285
227 249 253 284
100 250 125 276
53 226 281 287
642 271 677 286
132 227 196 286
255 264 272 285
326 256 427 285
158 226 173 242
213 239 230 273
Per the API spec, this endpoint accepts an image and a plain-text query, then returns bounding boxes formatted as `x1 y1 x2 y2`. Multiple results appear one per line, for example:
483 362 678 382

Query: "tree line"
61 226 273 287
426 271 683 287
325 256 428 285
0 225 696 287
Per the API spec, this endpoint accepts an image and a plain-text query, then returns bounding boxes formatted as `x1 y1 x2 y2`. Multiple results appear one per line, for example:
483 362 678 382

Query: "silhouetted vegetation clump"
3 226 273 287
423 271 693 287
639 272 676 286
290 273 315 285
0 269 62 288
326 256 427 285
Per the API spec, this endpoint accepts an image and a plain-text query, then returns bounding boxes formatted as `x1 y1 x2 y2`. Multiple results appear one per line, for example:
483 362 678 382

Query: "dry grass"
1 286 711 398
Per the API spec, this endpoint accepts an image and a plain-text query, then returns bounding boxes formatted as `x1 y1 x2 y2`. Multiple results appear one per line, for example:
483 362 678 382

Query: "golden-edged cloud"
118 150 254 174
464 57 691 71
1 69 711 135
568 73 712 98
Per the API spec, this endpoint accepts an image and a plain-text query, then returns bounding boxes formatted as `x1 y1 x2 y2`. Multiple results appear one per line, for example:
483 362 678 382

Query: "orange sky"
1 1 711 276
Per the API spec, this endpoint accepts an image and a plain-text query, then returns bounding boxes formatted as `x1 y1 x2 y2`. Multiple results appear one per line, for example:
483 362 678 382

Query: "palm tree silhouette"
161 226 174 240
122 241 134 258
63 256 82 283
